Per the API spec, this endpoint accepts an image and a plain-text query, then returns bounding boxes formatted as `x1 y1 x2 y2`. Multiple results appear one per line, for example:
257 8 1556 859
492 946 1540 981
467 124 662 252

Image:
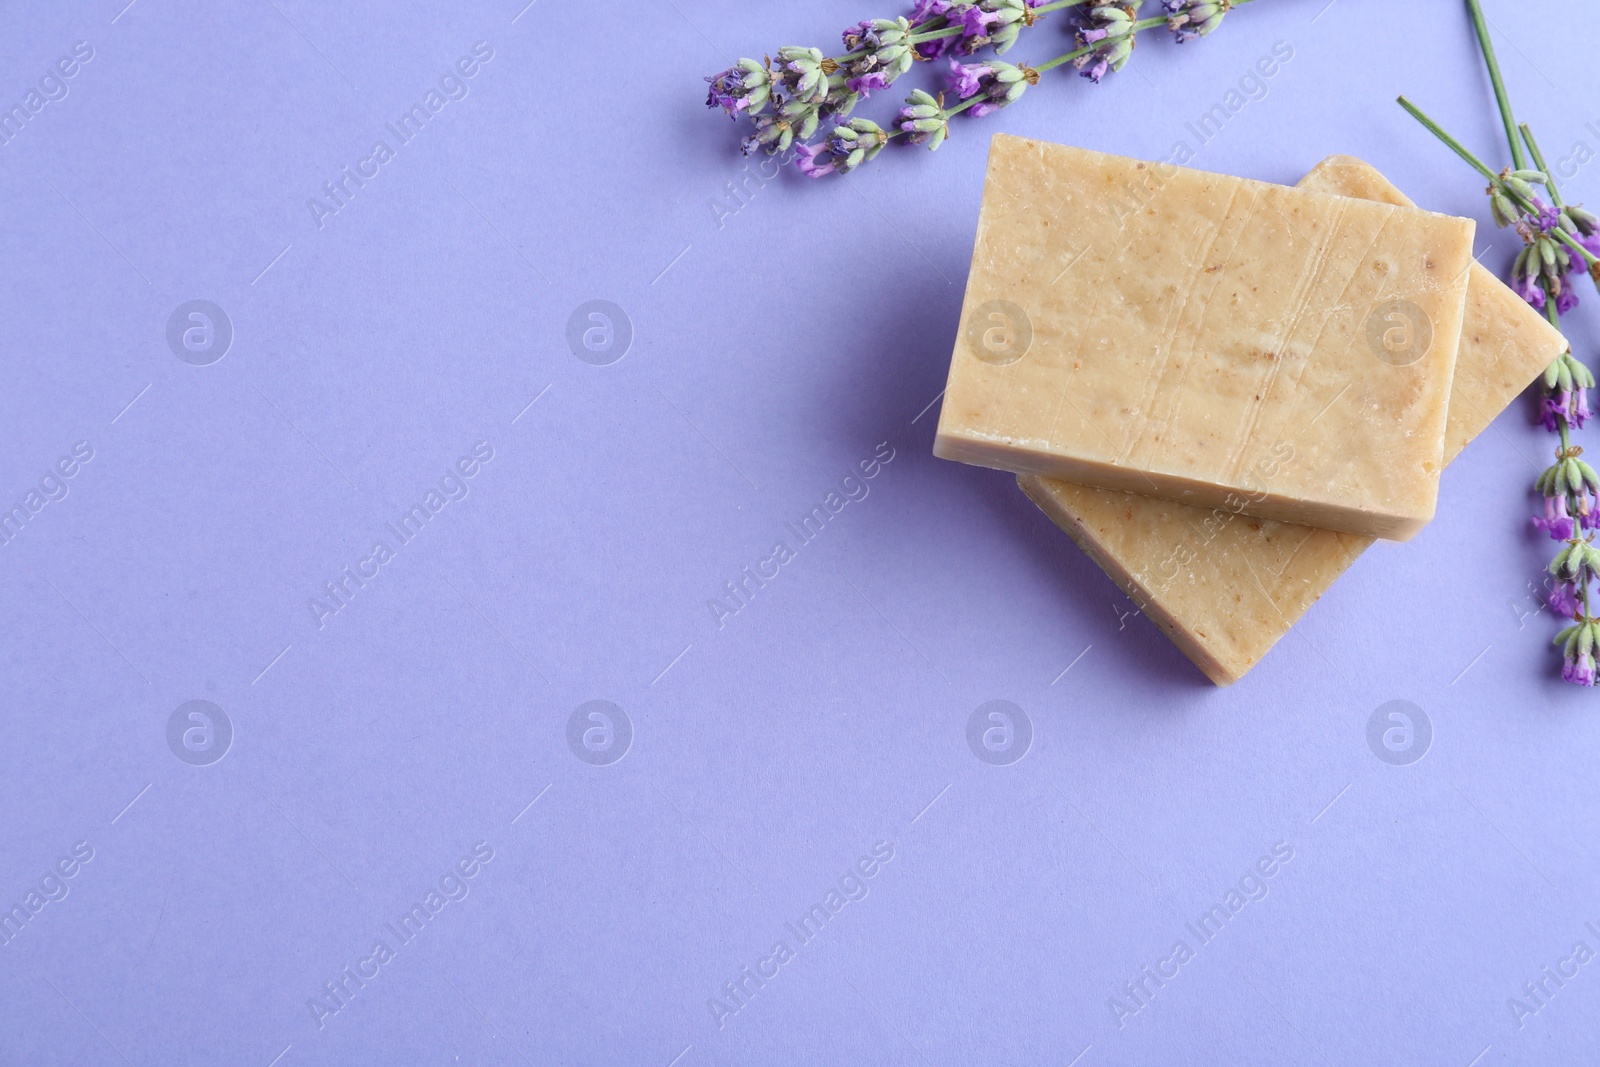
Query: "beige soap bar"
935 134 1478 541
1020 155 1567 685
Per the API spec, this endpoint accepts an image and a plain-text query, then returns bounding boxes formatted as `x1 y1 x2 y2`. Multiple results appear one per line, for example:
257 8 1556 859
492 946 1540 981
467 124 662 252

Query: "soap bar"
1019 155 1567 685
935 134 1478 541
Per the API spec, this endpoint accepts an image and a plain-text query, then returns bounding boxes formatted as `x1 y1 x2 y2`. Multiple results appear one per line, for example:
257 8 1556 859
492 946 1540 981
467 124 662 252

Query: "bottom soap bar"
1019 155 1568 686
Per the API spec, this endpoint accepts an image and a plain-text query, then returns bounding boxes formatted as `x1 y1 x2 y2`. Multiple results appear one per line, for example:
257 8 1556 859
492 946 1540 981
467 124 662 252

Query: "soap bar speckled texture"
935 134 1478 541
1019 155 1568 686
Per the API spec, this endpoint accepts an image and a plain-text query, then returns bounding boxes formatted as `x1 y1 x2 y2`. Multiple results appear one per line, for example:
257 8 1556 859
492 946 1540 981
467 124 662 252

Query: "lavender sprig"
800 6 1244 177
1399 0 1600 686
706 1 1066 158
705 0 1256 178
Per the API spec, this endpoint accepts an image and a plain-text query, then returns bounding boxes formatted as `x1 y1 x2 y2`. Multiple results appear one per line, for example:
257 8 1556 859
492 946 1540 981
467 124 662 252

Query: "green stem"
1396 95 1498 180
1520 123 1564 207
1036 15 1168 73
842 0 1092 61
1398 98 1600 270
1464 0 1525 168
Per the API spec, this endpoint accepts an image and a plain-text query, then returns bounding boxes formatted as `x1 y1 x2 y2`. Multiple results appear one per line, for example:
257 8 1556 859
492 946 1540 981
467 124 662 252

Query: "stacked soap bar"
935 135 1478 541
936 137 1566 684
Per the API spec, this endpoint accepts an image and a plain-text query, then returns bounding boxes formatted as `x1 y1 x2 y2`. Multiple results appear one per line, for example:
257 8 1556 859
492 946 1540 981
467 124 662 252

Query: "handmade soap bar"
935 134 1478 541
1019 155 1567 685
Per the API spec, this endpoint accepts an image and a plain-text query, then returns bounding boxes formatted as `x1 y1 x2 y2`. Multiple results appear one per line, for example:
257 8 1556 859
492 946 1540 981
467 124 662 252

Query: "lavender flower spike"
1556 619 1600 686
1075 3 1139 82
827 118 890 174
1164 0 1230 43
950 59 1037 117
981 0 1038 55
898 89 950 150
706 59 772 118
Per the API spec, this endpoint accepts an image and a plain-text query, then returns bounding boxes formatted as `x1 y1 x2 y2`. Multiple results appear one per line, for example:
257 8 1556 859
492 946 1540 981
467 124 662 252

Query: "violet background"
3 0 1599 1063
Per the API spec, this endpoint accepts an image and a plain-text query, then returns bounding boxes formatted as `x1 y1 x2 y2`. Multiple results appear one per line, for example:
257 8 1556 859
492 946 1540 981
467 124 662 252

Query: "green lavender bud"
1569 353 1596 390
1510 168 1549 184
1546 358 1565 391
870 18 910 44
1514 245 1534 280
1490 191 1518 228
1579 460 1600 491
1557 622 1582 651
1568 204 1600 236
1504 175 1538 202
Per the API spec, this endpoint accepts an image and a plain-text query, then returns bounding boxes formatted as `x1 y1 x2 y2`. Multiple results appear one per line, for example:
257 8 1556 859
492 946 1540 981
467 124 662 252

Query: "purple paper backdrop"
3 0 1599 1064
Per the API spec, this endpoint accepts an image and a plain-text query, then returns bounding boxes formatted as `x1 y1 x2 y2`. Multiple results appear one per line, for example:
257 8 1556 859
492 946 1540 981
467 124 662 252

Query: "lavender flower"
741 114 796 157
948 58 992 99
980 0 1038 55
1565 646 1597 686
794 142 836 178
830 118 890 172
794 118 890 178
778 46 833 106
1550 579 1583 618
1075 3 1139 82
1165 0 1230 42
949 58 1037 116
847 71 894 97
1536 441 1600 542
1535 492 1576 540
898 88 950 149
1556 619 1600 685
706 59 773 118
1545 352 1596 431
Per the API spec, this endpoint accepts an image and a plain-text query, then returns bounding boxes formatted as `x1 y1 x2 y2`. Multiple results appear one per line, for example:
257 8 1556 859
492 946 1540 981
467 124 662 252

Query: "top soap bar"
934 134 1477 541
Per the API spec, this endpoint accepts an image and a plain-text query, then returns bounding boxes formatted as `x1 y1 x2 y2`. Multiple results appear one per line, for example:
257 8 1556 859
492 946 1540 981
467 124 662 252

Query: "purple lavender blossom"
705 60 771 118
1514 272 1546 309
1165 0 1230 43
1564 648 1598 685
847 71 893 96
1550 579 1583 618
794 142 836 178
1074 3 1138 82
1541 392 1570 433
842 20 876 50
1535 494 1576 541
948 58 992 98
947 59 1035 116
897 88 949 149
952 5 999 38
